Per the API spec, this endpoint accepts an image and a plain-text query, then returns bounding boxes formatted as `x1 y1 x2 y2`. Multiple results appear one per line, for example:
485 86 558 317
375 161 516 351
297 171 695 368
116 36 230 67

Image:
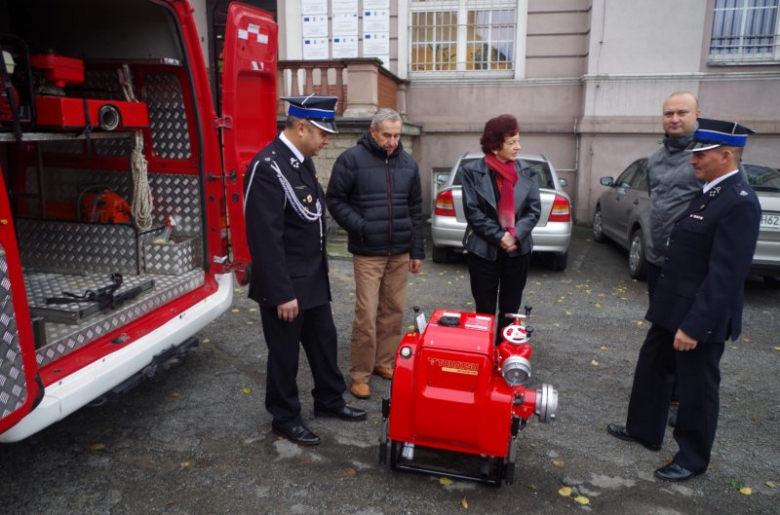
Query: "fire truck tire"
379 441 387 465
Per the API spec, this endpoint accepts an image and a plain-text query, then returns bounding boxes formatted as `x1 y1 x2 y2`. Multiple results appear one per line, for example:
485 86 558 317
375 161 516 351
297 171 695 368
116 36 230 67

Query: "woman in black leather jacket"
461 114 541 342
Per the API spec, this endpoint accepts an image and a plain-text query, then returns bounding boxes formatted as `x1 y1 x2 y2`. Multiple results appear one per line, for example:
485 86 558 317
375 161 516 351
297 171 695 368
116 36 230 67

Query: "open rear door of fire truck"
0 169 42 435
221 2 278 285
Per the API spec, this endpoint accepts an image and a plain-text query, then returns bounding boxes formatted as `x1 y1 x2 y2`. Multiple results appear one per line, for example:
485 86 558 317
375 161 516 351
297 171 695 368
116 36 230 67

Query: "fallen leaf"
89 443 106 451
171 392 180 398
344 467 357 477
600 346 609 351
574 496 590 505
766 481 777 488
439 477 453 486
594 303 602 309
740 486 752 495
528 483 538 491
774 346 780 352
742 338 751 343
591 360 600 367
552 458 565 467
164 500 176 507
558 486 572 497
249 307 258 312
179 461 191 469
632 319 644 326
231 308 240 313
461 496 468 509
565 311 573 316
202 338 210 344
408 325 415 330
241 388 251 394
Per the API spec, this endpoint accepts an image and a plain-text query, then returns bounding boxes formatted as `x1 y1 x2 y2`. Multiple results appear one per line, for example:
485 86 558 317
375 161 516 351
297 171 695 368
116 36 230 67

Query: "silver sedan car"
430 152 573 270
593 159 780 284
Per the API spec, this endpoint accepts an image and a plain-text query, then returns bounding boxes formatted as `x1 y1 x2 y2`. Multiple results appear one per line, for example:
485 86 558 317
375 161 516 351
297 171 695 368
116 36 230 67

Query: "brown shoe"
373 366 393 380
350 382 371 399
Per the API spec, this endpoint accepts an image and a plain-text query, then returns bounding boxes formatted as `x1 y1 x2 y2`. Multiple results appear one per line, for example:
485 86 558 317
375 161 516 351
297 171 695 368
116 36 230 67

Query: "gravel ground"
1 225 778 515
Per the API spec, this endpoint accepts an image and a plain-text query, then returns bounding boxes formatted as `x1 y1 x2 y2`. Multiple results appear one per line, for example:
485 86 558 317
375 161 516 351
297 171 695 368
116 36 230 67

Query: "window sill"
707 55 780 66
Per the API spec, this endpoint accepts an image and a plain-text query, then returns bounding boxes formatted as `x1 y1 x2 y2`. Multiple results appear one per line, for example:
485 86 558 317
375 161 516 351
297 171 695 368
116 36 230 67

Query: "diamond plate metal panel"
17 219 140 274
144 238 201 275
0 249 28 419
84 70 126 101
28 270 205 367
25 169 202 237
143 72 191 159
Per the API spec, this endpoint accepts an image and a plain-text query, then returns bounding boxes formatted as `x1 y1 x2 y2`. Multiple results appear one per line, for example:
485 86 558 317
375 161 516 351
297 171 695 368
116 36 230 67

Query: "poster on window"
363 32 389 56
301 0 327 15
362 10 389 33
332 36 359 58
333 12 358 35
302 15 328 38
303 38 329 60
332 0 358 13
363 0 389 9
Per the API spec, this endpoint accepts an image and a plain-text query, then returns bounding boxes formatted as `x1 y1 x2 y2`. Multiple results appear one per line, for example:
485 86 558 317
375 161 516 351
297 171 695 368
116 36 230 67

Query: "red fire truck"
0 0 277 441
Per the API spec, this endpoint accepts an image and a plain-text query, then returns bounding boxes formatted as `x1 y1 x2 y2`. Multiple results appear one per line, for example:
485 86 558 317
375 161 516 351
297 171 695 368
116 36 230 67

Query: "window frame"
409 0 524 79
708 0 780 65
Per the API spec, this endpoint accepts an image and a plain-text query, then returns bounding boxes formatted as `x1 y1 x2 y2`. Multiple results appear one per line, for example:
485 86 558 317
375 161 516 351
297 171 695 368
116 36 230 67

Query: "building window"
710 0 780 63
410 0 517 75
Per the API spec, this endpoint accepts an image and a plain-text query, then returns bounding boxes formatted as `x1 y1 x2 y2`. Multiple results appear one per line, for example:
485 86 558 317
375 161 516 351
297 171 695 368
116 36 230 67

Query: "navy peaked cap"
281 94 339 134
688 117 755 152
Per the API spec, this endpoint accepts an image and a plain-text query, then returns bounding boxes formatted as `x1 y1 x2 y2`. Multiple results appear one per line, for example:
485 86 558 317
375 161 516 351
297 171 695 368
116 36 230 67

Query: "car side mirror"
435 173 449 185
558 178 568 188
600 177 614 187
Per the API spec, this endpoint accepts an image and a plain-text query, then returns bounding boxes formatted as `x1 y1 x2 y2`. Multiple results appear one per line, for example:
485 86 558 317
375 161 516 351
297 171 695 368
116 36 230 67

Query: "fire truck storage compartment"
0 0 207 367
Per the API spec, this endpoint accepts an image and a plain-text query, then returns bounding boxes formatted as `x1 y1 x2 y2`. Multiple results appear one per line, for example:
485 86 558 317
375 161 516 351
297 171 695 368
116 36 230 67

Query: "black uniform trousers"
625 323 724 473
467 251 531 343
259 303 347 429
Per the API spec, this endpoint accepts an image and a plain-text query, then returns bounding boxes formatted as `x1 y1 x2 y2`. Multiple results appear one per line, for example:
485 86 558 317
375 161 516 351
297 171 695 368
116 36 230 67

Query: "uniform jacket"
326 132 425 259
461 157 541 260
646 172 761 342
243 136 330 310
646 133 702 265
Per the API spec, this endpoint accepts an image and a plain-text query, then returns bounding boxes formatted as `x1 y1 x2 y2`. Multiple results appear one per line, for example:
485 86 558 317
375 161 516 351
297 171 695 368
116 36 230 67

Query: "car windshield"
453 158 556 189
744 164 780 193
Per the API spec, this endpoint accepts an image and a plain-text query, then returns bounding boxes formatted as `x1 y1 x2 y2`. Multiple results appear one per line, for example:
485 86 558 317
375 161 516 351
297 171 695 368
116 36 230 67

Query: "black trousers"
625 324 724 473
259 303 347 429
467 251 531 343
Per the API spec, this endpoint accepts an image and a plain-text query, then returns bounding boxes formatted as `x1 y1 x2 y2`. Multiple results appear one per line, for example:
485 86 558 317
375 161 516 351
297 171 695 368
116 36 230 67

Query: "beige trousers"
350 253 410 384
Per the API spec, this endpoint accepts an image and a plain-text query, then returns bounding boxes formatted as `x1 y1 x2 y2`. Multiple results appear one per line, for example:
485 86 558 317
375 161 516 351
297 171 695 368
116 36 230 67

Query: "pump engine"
379 307 558 486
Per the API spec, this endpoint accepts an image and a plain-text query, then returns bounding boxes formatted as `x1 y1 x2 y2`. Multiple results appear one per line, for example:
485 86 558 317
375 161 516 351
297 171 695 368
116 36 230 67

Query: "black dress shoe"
606 423 661 451
272 424 321 446
314 405 367 421
654 462 702 482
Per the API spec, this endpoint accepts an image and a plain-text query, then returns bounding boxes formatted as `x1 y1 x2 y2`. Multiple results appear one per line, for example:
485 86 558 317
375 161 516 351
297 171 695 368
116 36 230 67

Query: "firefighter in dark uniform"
607 118 761 482
244 95 366 446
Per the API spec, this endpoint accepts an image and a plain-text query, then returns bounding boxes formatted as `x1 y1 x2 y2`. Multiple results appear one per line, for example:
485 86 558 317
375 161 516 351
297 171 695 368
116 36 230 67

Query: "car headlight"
501 356 531 386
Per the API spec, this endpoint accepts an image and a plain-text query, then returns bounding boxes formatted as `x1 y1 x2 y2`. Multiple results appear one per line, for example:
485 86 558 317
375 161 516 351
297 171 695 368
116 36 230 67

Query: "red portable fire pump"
380 307 558 486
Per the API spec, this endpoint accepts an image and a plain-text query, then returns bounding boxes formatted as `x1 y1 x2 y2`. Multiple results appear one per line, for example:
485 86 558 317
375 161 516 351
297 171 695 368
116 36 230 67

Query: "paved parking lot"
1 225 778 515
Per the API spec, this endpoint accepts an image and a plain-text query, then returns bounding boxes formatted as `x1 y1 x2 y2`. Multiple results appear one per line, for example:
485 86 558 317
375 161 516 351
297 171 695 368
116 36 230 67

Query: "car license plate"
761 212 780 231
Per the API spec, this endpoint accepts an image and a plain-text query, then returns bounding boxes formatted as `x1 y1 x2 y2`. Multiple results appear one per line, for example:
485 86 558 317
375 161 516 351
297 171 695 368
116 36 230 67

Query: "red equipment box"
30 53 85 87
35 96 149 131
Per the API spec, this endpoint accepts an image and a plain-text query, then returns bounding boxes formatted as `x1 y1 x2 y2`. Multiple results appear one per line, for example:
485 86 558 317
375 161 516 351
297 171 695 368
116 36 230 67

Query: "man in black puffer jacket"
326 108 424 399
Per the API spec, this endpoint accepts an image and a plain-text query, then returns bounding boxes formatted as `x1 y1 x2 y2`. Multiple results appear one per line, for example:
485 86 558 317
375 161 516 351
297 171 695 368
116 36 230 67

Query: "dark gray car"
593 159 780 283
592 158 651 279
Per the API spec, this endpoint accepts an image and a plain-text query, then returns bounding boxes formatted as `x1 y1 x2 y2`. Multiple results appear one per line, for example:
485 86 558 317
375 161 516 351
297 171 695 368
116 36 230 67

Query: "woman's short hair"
480 114 519 154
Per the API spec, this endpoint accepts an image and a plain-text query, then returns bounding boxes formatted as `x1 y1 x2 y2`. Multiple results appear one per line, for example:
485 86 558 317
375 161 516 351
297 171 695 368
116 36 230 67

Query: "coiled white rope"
118 65 153 230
